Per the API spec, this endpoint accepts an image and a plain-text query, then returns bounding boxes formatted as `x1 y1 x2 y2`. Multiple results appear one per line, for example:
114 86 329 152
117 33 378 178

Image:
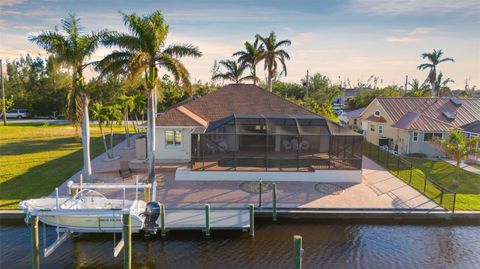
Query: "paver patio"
56 139 442 210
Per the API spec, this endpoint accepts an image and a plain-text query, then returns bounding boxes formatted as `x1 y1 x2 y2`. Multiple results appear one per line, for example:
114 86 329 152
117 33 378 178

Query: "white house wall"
154 127 192 163
175 167 362 183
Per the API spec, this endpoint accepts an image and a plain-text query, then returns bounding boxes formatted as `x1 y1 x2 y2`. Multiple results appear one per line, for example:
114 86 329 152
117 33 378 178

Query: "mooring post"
160 204 166 237
144 186 151 203
123 213 132 269
205 204 211 237
272 183 277 222
293 235 303 269
31 216 40 269
249 204 254 237
409 164 413 183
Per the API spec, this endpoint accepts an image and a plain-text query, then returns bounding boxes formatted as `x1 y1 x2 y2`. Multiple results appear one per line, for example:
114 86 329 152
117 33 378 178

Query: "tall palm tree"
232 39 264 85
255 32 291 92
98 11 201 183
29 14 108 181
211 60 251 84
417 49 454 97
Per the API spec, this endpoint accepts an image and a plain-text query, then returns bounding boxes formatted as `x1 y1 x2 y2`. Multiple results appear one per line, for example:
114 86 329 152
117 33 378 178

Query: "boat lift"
25 178 265 269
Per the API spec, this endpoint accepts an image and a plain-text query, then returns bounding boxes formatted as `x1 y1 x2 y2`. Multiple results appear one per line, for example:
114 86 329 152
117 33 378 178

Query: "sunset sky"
1 0 479 89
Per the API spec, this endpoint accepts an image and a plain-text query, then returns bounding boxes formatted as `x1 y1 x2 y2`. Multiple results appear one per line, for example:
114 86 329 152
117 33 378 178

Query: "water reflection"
1 220 479 269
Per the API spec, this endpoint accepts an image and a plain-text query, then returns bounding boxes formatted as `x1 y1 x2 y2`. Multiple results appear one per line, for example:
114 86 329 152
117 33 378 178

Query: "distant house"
358 97 480 158
339 107 366 129
149 84 363 182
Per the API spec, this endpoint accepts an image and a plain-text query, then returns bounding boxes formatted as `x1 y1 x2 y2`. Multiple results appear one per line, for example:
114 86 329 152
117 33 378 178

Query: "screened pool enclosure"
190 114 363 172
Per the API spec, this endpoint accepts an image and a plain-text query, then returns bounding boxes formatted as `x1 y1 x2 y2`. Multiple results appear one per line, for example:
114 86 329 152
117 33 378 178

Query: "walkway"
445 160 480 175
55 139 442 211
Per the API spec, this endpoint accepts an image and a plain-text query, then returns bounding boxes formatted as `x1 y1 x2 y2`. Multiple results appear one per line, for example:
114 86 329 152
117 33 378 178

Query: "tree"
417 49 454 97
434 72 455 97
91 102 111 159
211 60 251 84
98 11 201 183
437 129 480 188
302 73 341 122
29 14 108 181
407 79 429 97
233 39 264 85
117 95 135 148
255 32 291 92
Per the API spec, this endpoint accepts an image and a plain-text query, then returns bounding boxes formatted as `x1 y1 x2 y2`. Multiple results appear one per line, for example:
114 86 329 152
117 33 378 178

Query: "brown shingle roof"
156 108 202 126
376 97 480 132
156 84 316 126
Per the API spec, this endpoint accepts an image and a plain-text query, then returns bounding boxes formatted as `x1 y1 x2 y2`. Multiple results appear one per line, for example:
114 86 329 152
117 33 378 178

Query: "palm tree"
117 95 135 148
211 60 251 83
29 14 108 181
437 129 480 188
407 79 430 97
255 31 291 92
98 11 201 183
434 72 455 97
417 49 454 96
232 39 264 85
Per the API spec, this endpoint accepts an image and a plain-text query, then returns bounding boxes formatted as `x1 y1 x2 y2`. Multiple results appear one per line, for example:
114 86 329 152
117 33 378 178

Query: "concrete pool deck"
54 139 442 212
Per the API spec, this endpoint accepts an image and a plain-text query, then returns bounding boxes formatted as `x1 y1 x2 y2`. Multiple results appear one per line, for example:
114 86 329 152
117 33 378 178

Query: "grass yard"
405 157 480 211
363 142 480 211
0 122 127 210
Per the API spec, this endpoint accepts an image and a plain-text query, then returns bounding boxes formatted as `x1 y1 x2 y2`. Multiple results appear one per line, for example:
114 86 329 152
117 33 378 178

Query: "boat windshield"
61 189 111 209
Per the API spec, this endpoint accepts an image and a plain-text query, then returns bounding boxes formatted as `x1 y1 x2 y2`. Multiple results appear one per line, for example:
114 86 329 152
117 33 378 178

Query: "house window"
423 132 443 142
378 125 383 134
370 124 375 132
165 130 182 147
413 132 418 142
374 110 381 117
353 119 358 125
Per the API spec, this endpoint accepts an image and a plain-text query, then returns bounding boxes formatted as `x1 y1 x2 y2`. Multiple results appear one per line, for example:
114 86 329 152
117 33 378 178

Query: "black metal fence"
363 141 457 212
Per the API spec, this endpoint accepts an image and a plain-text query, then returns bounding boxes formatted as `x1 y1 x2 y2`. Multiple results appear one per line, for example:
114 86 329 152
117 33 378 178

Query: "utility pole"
304 70 309 108
404 75 408 96
1 59 6 126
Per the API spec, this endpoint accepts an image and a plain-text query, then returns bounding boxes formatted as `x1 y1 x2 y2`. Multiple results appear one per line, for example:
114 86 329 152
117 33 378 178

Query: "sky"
1 0 479 89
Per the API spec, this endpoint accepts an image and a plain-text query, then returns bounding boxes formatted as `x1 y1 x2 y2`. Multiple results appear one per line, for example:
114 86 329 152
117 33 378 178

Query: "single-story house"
339 107 366 129
150 84 363 182
357 97 480 158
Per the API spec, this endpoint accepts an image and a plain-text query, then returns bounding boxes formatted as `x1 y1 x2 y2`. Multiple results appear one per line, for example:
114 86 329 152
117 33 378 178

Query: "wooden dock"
162 209 250 230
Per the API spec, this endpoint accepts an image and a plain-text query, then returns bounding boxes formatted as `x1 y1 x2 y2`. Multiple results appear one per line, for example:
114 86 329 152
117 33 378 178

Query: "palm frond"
163 44 202 58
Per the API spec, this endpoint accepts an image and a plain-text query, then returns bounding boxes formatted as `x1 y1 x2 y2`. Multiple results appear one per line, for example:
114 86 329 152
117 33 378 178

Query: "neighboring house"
339 107 365 129
151 84 363 182
359 97 480 158
334 88 359 108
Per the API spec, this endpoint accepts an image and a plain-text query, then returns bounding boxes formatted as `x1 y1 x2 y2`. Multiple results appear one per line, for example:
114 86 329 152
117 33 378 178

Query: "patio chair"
301 140 310 150
291 138 299 151
119 161 132 179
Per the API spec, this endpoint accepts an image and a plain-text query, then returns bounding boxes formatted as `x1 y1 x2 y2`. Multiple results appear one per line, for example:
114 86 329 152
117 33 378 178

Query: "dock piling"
122 213 132 269
293 235 303 269
249 204 254 237
144 186 151 203
272 183 277 222
31 216 40 269
160 204 166 237
205 204 211 237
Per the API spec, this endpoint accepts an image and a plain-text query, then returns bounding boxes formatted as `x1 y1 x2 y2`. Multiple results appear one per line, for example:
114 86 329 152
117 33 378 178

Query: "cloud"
385 27 436 44
0 0 25 7
348 0 480 16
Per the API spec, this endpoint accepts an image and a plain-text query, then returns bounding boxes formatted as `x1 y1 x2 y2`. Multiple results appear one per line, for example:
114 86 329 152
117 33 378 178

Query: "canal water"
1 219 479 269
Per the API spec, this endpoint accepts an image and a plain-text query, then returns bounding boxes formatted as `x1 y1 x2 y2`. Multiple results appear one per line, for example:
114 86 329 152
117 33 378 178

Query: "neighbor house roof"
156 84 316 127
371 97 480 132
344 107 365 118
462 120 480 135
365 114 387 123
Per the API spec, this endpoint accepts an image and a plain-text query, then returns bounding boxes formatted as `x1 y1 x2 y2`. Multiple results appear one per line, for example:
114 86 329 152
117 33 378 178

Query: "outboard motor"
143 201 161 235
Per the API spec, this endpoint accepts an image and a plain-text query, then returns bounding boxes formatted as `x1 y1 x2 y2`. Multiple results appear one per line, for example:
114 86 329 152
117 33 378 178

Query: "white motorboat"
19 189 147 233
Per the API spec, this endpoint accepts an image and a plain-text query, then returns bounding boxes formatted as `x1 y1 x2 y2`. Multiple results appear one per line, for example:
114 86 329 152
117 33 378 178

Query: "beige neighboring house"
339 107 366 130
358 97 480 158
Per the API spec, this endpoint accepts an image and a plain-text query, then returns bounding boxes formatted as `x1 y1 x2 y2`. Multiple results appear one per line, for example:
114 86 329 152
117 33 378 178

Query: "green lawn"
363 142 480 211
0 122 126 210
